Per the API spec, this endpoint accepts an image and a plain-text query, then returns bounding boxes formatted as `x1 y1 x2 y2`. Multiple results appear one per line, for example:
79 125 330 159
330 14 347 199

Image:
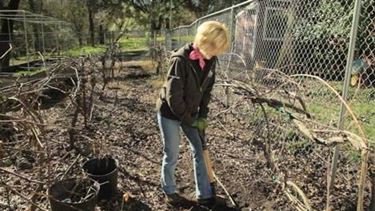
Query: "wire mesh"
0 10 77 70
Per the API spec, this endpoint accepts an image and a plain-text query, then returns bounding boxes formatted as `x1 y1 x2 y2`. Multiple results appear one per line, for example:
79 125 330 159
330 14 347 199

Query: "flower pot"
82 156 118 200
48 177 99 211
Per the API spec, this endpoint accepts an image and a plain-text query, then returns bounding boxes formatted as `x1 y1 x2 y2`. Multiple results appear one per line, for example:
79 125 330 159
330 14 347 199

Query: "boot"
165 193 191 206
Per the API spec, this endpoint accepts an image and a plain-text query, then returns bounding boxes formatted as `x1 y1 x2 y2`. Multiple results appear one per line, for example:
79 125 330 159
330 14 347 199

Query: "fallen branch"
0 43 12 59
285 180 312 211
213 173 238 208
60 154 82 180
1 182 48 211
0 167 43 184
216 80 311 118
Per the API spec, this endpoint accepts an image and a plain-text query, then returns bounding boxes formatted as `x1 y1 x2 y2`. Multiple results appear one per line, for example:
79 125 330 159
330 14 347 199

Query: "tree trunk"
150 19 156 47
99 25 105 44
28 0 42 53
78 32 83 47
88 7 95 47
0 0 21 71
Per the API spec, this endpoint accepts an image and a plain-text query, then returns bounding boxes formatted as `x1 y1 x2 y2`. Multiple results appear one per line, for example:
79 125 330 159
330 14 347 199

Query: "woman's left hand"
192 118 208 131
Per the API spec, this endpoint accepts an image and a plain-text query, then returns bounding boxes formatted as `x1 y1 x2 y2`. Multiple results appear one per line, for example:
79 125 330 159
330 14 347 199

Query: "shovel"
198 129 216 196
198 129 239 208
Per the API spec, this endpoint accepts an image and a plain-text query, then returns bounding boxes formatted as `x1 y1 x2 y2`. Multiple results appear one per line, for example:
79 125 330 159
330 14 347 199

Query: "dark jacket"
156 43 217 125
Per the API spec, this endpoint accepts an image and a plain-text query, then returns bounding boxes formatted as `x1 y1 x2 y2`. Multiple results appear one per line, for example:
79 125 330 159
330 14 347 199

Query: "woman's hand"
191 118 208 131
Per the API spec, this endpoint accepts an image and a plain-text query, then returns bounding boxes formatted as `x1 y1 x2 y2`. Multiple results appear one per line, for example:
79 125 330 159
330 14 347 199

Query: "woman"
156 21 230 207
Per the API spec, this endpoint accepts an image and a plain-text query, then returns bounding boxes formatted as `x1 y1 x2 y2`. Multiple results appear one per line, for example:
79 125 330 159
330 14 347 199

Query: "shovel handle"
198 129 207 149
203 149 215 184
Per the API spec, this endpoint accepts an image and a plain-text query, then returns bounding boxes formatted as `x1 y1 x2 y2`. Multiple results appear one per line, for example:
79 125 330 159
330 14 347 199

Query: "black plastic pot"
82 156 118 200
48 178 99 211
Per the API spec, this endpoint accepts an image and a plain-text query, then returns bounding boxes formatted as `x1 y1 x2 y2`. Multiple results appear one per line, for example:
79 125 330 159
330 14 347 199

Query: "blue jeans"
157 113 213 199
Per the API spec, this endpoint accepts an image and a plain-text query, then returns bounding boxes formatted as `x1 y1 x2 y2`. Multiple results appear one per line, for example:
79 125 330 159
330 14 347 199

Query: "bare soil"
0 60 371 211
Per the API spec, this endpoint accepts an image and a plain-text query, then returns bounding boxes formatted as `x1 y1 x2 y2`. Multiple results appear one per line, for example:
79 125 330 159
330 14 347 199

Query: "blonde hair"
194 21 230 55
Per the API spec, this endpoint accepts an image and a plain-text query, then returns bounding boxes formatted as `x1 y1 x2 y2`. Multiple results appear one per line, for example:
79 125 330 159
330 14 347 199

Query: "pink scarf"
189 44 206 70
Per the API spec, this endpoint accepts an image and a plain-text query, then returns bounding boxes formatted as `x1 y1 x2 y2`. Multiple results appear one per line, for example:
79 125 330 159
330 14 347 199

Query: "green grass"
11 36 155 63
65 45 107 57
156 36 165 42
286 139 311 154
300 80 374 147
307 99 374 150
350 101 375 147
6 38 152 81
15 67 48 76
257 93 374 150
14 46 109 59
64 38 150 57
308 102 341 123
10 54 53 65
345 149 362 163
119 37 148 51
172 35 194 42
118 36 167 51
310 80 375 102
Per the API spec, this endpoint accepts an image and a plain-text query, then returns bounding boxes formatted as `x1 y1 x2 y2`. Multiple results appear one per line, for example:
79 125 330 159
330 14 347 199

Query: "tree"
86 0 99 46
129 0 196 38
185 0 248 17
0 0 21 71
63 0 89 46
130 0 169 38
85 0 130 46
28 0 44 52
95 1 134 44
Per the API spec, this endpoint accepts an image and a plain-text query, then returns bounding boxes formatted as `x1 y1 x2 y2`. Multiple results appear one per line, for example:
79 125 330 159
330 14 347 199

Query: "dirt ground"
0 59 371 210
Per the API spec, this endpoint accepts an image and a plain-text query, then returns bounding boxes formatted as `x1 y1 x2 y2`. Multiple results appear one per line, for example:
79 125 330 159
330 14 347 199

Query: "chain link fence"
168 0 374 210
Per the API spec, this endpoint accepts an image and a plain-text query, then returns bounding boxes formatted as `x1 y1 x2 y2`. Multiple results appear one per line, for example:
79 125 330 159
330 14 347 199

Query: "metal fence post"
165 29 171 50
166 0 172 50
58 22 62 53
31 23 35 56
54 22 62 56
229 4 235 40
7 18 12 42
178 28 181 47
7 18 13 66
327 0 363 210
23 11 30 71
41 23 45 55
225 5 236 108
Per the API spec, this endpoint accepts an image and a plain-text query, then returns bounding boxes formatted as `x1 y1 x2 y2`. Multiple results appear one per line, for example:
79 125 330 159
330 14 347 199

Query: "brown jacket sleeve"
165 57 194 125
